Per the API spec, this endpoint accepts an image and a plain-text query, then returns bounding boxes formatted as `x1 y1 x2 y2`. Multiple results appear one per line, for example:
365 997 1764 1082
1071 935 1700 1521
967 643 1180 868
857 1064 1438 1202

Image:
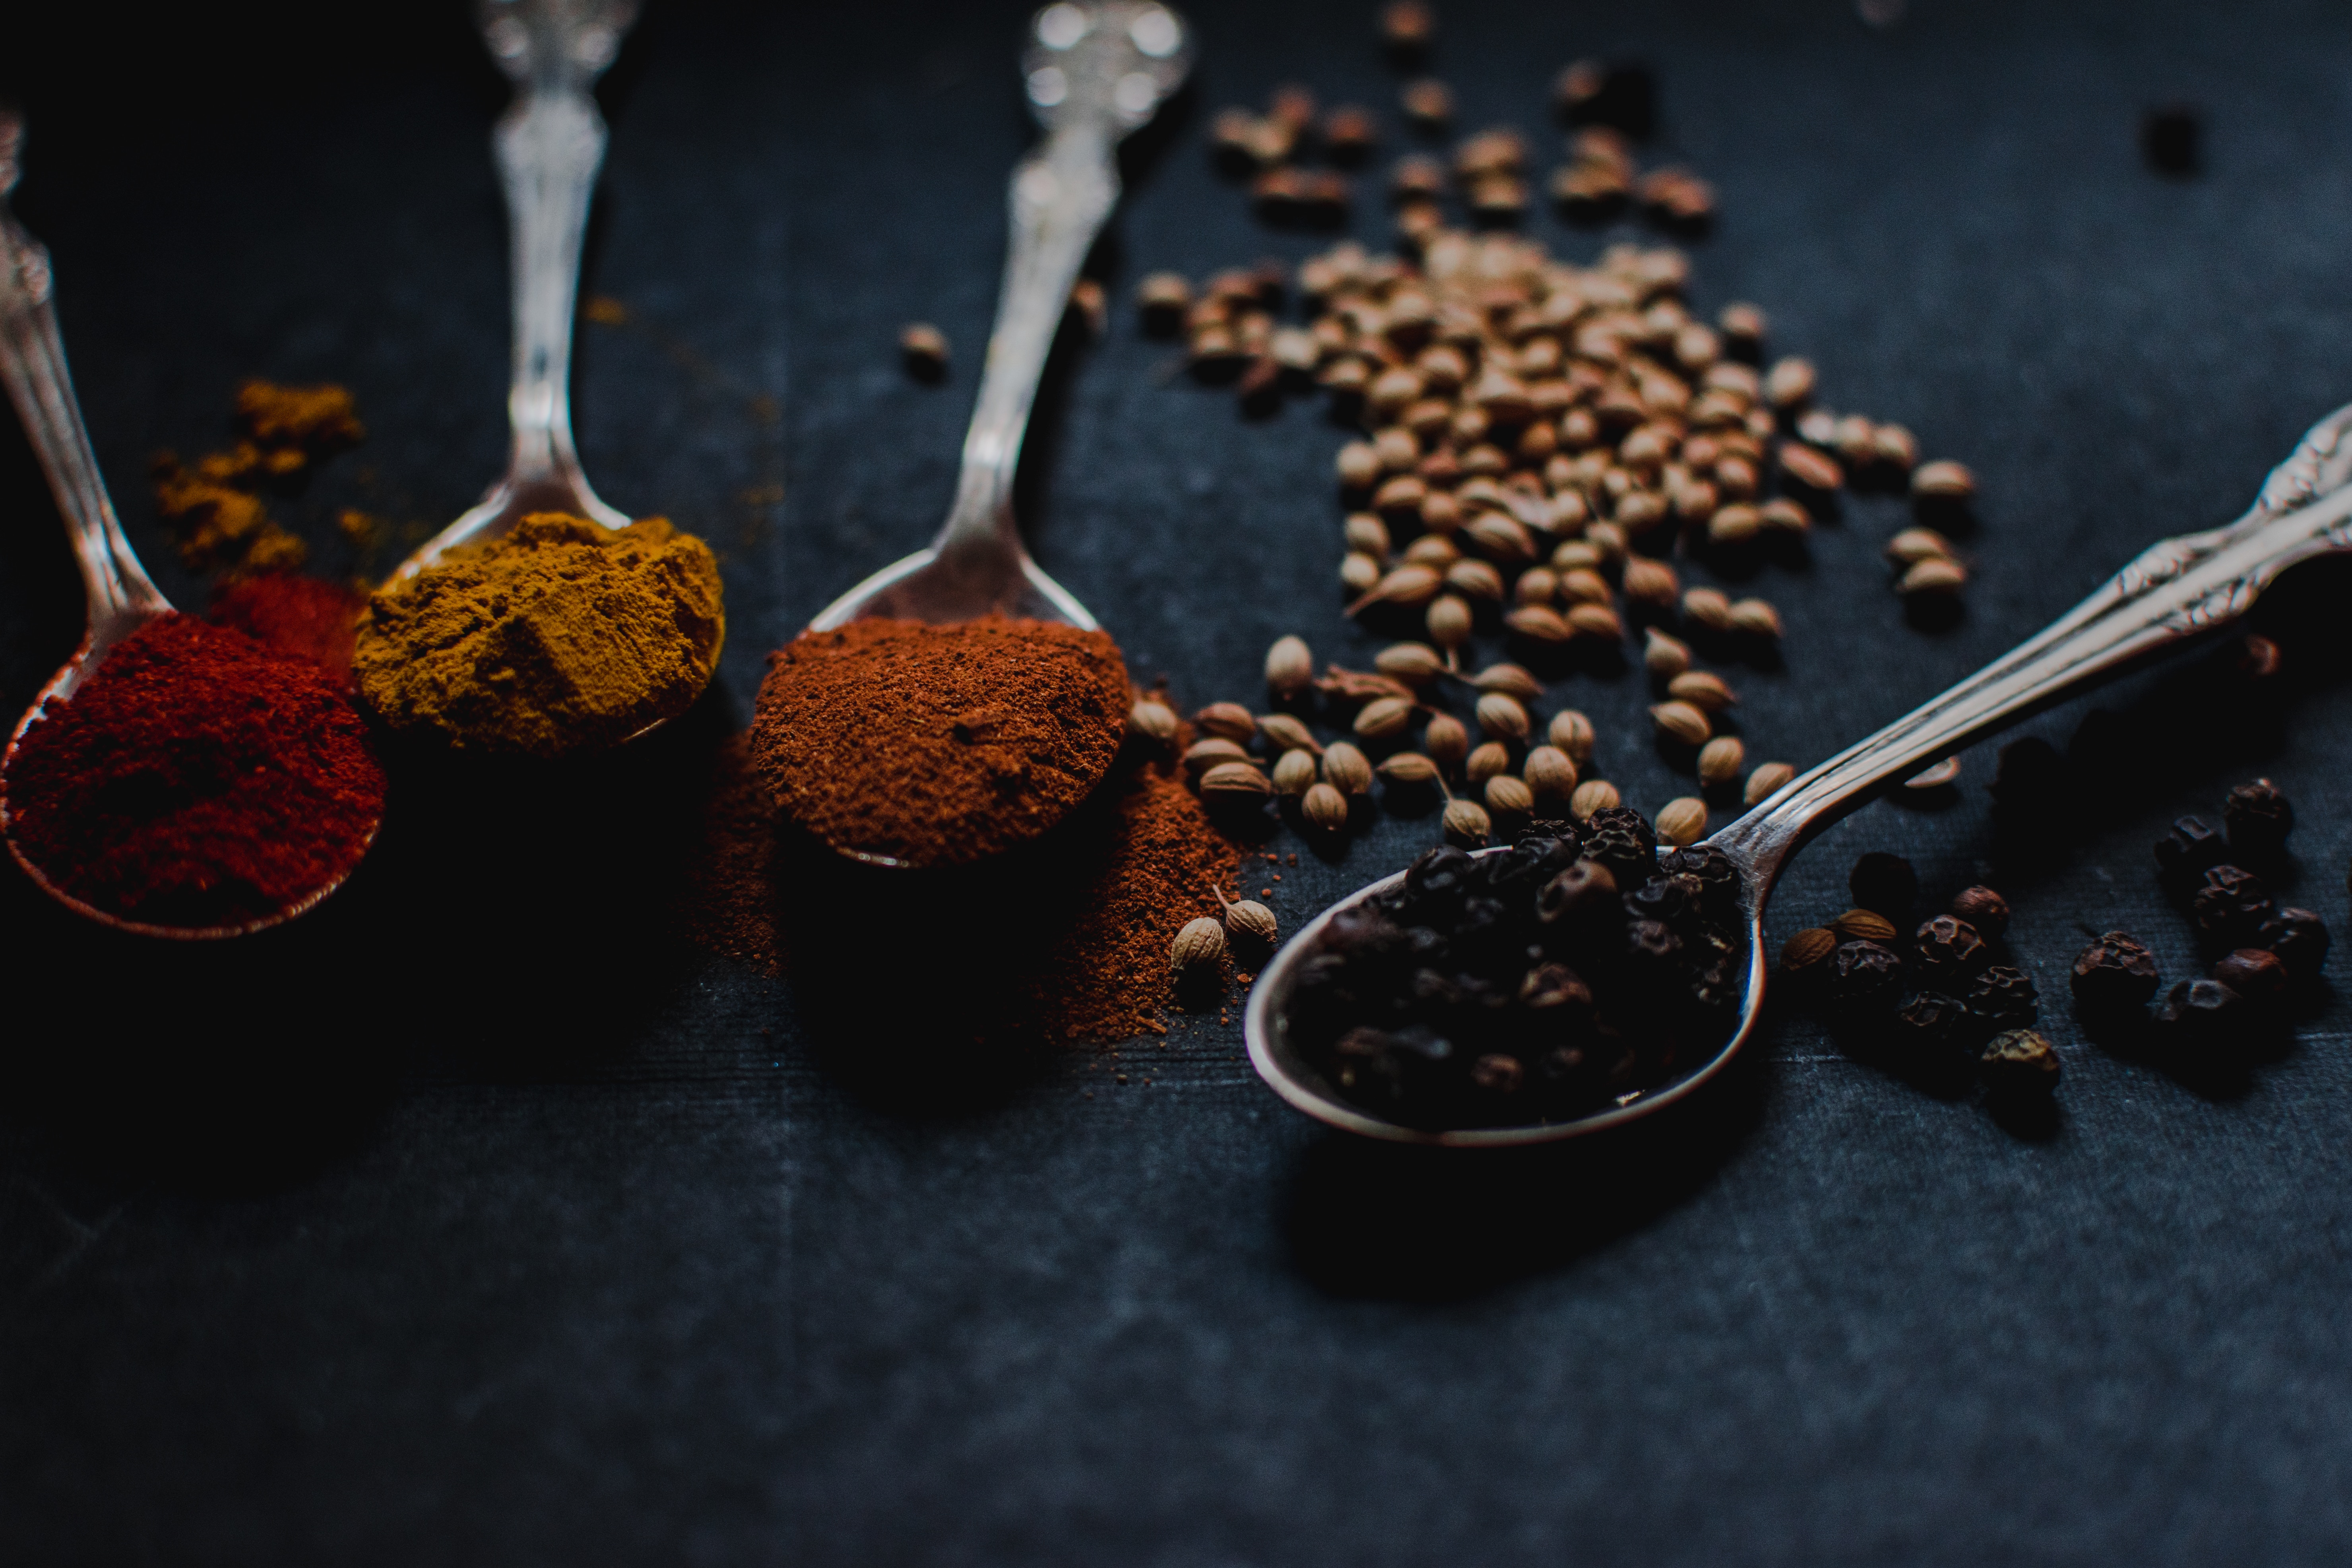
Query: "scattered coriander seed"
1128 698 1177 746
1504 603 1572 647
1198 761 1274 808
1566 603 1624 640
1682 587 1733 633
1424 711 1470 768
1757 497 1810 535
1707 504 1763 547
1569 778 1620 819
1898 558 1968 596
1401 78 1455 130
1220 895 1279 947
1905 757 1961 790
1173 916 1228 977
1911 459 1976 500
1406 534 1462 567
1353 695 1418 741
1656 797 1708 846
1427 594 1474 649
1376 642 1448 685
1718 301 1766 349
1949 885 2010 938
1324 105 1379 164
1763 356 1816 409
1302 781 1350 834
1336 441 1384 489
1514 567 1559 607
1644 627 1693 679
1195 702 1257 743
1350 562 1445 614
1523 744 1577 804
1344 512 1391 557
1322 740 1374 795
1782 927 1837 975
1341 553 1383 593
899 322 950 381
1466 741 1512 785
1548 708 1596 763
1728 597 1782 638
1743 761 1795 804
1981 1029 2060 1096
1272 748 1319 797
1621 556 1679 610
1377 751 1439 785
1257 712 1322 755
2236 633 2284 679
1485 774 1535 816
1068 279 1108 340
1830 907 1899 943
1135 273 1192 336
1778 442 1844 492
1885 527 1955 566
1443 797 1491 847
1650 700 1712 748
1475 692 1531 742
1447 558 1507 602
1264 634 1314 699
1696 736 1745 787
1470 662 1544 700
1794 408 1838 447
1666 670 1736 711
1183 737 1250 774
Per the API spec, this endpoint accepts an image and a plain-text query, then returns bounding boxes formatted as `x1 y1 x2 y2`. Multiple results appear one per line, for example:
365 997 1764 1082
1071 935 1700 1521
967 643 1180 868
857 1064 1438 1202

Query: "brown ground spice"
686 733 1244 1047
752 617 1129 867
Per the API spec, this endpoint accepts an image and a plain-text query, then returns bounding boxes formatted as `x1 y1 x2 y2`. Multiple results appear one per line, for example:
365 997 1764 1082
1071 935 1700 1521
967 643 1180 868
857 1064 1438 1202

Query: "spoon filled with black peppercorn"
1249 401 2352 1145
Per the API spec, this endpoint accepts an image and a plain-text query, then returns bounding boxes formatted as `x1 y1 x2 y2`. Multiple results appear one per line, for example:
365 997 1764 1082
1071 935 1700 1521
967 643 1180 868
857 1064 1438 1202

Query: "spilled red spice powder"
687 732 1244 1046
209 574 366 682
752 616 1129 867
2 614 386 929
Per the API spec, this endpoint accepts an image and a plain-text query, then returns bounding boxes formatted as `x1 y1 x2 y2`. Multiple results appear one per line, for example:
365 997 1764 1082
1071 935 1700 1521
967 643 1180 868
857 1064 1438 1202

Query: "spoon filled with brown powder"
758 5 1191 866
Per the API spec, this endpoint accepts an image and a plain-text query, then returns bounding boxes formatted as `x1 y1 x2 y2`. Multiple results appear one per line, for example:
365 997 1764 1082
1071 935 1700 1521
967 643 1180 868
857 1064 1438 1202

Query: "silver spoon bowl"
1249 403 2352 1145
0 112 380 939
808 2 1192 634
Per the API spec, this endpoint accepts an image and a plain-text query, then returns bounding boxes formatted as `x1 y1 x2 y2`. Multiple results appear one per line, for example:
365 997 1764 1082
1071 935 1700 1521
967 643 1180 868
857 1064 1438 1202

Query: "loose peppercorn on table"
7 2 2352 1563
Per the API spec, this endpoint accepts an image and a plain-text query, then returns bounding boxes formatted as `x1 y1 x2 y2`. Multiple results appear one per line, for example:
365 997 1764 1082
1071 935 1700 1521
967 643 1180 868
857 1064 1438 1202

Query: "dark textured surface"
5 1 2352 1562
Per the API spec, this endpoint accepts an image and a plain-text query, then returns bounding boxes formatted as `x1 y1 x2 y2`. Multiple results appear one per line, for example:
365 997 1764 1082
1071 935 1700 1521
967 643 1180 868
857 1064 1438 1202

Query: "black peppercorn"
1947 884 2010 939
1517 961 1593 1013
2070 932 2160 1016
2254 906 2330 981
1912 915 1988 981
2154 977 2241 1044
1980 1028 2061 1097
1828 939 1905 1014
1660 844 1741 919
1536 859 1618 928
1625 917 1684 973
1623 872 1700 932
2153 815 2226 883
1469 1052 1526 1096
2222 777 2293 860
1965 964 2039 1035
1893 990 1970 1052
1848 851 1918 918
1582 806 1658 886
2212 947 2288 1008
2190 864 2271 950
1332 1023 1457 1113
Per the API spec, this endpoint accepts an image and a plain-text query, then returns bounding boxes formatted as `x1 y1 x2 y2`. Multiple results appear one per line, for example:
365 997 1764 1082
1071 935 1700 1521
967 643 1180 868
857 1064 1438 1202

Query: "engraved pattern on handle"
0 115 167 649
1715 402 2352 892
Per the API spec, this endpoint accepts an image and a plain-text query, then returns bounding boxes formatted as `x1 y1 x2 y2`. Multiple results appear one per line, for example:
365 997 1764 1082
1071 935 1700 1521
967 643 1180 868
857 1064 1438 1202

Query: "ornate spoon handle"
0 112 167 659
1715 403 2352 890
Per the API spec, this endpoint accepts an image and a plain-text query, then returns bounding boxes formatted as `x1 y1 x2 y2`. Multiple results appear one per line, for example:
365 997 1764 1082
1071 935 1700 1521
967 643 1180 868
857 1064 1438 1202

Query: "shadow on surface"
1280 1042 1768 1302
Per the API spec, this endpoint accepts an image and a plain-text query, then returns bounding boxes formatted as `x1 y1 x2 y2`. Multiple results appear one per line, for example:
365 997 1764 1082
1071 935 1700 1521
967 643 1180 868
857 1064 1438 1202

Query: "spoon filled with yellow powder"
355 0 723 757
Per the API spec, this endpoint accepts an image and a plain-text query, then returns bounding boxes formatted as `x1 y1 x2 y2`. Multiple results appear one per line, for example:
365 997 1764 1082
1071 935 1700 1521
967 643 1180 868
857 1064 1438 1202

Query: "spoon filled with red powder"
0 118 386 936
763 6 1190 866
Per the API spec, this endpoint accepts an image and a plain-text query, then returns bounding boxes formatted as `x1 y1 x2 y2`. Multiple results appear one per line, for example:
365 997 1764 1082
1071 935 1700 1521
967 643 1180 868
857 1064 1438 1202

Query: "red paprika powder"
752 616 1130 867
209 573 366 682
2 613 386 930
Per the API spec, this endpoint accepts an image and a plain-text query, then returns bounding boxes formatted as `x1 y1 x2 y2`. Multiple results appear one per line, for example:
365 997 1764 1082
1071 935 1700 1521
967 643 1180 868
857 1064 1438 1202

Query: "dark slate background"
5 0 2352 1561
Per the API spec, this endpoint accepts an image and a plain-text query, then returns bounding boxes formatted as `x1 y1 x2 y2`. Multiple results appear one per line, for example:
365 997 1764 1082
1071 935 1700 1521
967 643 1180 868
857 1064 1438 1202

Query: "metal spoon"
1248 403 2352 1145
807 2 1192 632
388 0 640 581
0 112 378 938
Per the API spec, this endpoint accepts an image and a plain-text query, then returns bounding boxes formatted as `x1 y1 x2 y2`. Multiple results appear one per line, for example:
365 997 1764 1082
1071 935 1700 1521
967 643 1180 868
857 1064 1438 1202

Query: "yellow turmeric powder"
353 512 725 758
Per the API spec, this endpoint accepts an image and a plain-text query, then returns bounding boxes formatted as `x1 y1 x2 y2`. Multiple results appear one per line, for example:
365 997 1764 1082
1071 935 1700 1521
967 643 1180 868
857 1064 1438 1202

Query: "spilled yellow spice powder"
354 512 725 758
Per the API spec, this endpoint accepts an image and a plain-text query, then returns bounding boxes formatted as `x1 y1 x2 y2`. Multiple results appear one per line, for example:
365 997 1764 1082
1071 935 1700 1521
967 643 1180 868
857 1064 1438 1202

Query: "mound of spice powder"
2 614 387 929
685 731 1243 1045
751 616 1130 867
354 512 725 758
